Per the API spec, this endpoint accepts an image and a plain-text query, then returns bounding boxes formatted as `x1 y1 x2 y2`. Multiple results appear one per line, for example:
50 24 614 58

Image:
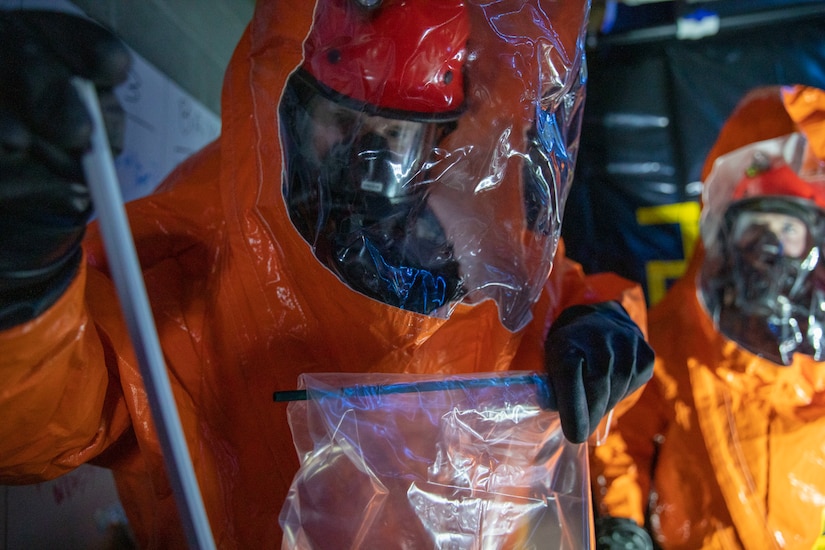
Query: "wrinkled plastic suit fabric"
280 372 592 549
590 86 825 550
0 0 654 547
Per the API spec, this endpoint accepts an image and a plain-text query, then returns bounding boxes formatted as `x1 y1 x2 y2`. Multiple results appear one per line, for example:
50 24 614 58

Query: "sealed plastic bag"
279 372 593 549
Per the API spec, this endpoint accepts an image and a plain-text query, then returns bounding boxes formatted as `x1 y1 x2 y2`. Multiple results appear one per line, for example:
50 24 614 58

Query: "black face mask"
280 69 463 314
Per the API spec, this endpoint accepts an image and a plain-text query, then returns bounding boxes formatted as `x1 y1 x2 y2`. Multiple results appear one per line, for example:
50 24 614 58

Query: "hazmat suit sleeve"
0 258 133 482
0 141 224 546
0 108 225 479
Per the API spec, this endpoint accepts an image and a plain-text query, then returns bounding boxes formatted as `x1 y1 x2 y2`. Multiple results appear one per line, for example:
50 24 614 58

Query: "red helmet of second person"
732 160 825 211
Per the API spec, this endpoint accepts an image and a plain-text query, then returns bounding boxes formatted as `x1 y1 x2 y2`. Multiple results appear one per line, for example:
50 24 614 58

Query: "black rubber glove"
0 10 130 329
544 301 654 443
595 516 654 550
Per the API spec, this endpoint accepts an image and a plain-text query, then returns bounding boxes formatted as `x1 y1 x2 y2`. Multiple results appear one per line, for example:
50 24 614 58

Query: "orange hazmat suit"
0 0 648 547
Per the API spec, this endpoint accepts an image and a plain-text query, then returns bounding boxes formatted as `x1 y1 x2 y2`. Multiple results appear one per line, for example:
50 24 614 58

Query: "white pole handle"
72 78 216 550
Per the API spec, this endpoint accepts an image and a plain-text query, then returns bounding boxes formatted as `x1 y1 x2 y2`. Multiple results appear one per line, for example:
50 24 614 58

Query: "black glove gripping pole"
72 78 216 550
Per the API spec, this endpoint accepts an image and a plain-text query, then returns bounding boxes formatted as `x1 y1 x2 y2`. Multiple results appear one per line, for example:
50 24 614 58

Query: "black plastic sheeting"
562 7 825 306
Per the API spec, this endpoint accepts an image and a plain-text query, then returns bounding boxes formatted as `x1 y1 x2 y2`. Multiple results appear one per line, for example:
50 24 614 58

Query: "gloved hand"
594 516 654 550
0 10 131 329
544 301 654 443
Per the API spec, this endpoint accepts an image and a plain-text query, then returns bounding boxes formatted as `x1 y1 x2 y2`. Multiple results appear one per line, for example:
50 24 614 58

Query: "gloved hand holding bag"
544 301 655 443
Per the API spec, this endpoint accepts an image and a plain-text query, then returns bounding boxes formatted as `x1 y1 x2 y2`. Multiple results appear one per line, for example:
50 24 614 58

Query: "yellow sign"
637 202 701 305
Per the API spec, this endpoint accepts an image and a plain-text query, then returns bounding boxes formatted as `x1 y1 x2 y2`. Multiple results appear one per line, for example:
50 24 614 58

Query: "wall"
1 0 255 114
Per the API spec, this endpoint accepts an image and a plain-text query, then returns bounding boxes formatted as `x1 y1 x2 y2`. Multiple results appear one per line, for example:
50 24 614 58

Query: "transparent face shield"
279 32 587 331
293 75 442 204
281 71 462 315
699 133 825 365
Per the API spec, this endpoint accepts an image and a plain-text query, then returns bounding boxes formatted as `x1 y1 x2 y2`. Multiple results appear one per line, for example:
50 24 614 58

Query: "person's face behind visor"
698 133 825 365
280 71 463 316
731 211 810 260
305 92 440 203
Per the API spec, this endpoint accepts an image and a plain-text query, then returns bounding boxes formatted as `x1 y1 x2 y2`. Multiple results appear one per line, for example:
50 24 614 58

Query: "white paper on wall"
114 51 221 201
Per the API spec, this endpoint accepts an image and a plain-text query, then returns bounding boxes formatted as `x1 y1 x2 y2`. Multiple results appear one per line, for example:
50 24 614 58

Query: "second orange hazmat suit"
590 85 825 549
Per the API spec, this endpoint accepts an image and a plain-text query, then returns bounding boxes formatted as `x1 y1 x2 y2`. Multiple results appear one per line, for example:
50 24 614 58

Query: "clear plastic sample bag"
279 372 592 549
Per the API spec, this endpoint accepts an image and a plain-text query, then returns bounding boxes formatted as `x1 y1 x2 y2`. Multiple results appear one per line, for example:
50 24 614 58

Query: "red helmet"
732 158 825 210
301 0 469 118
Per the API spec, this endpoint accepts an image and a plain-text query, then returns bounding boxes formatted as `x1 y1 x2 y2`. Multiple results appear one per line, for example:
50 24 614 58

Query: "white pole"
72 78 216 550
